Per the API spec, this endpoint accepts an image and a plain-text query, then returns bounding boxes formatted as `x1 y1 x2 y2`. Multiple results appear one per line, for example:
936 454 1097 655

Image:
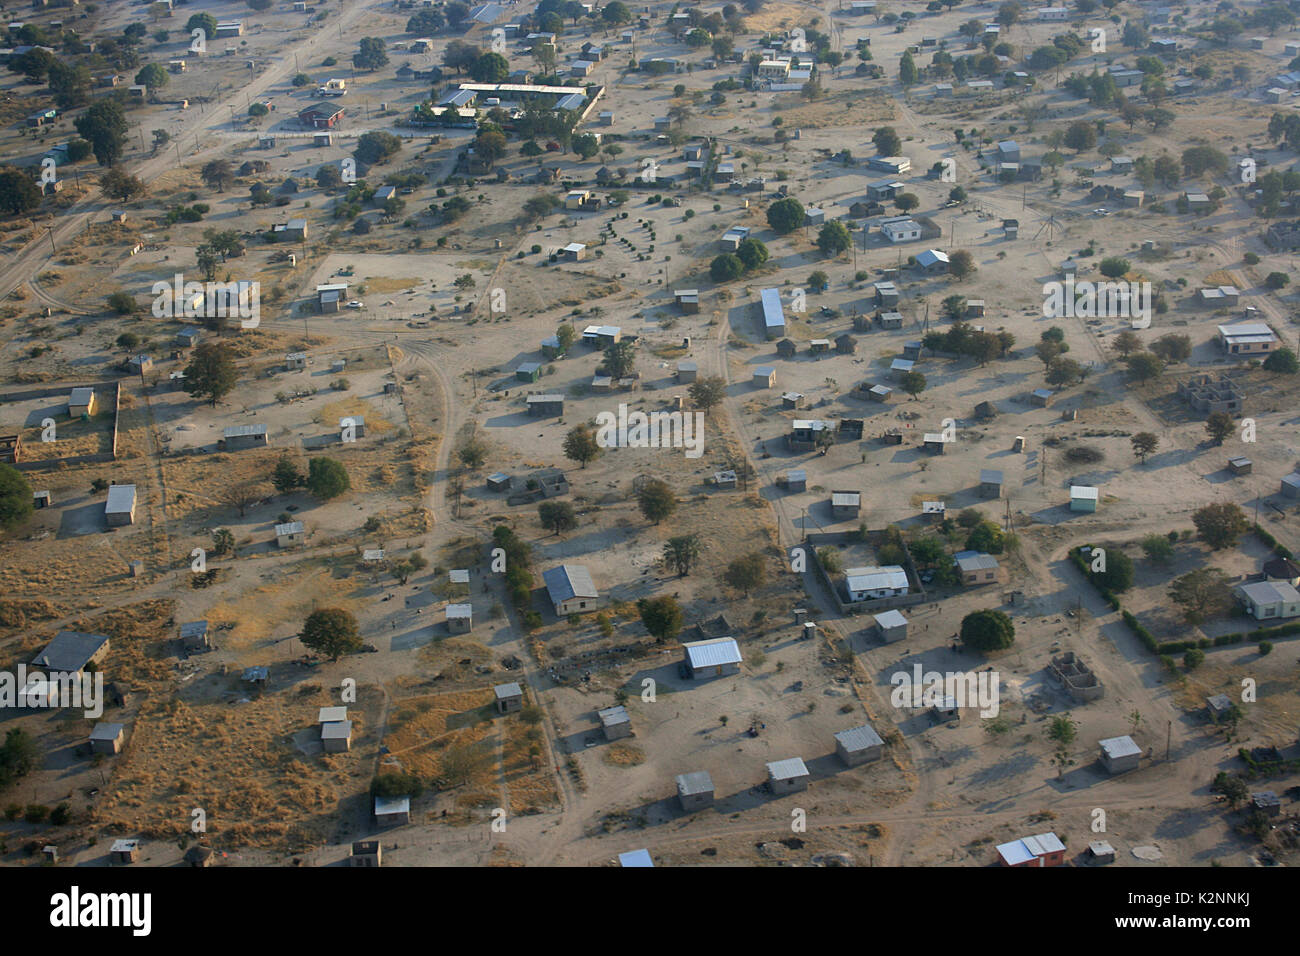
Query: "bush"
1259 641 1273 656
1184 647 1205 670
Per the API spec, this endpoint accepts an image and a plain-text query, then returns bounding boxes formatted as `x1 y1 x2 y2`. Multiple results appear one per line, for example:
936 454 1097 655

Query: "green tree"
0 464 34 531
299 607 361 662
948 249 975 279
873 126 903 156
539 500 578 535
965 521 1004 555
353 37 389 72
101 168 146 202
1168 568 1232 624
710 253 745 282
724 552 766 595
766 196 804 234
817 220 852 257
1063 120 1097 153
74 100 129 167
1131 431 1159 463
689 376 727 413
562 423 601 468
736 238 769 271
307 457 351 499
663 534 702 576
637 594 684 642
1093 548 1135 592
899 50 918 85
1192 502 1248 550
201 159 235 192
1099 256 1131 278
600 340 636 379
960 609 1015 652
470 51 510 83
271 454 305 494
354 131 402 166
899 370 927 399
1263 348 1298 373
0 167 41 216
637 478 677 525
182 343 238 407
134 62 169 94
1125 351 1164 382
1140 534 1174 563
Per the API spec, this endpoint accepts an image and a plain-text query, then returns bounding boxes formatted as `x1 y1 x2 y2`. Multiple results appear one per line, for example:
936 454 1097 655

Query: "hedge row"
1253 524 1293 560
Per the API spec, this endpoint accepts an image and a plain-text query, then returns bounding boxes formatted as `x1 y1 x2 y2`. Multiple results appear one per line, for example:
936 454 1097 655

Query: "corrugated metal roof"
179 620 208 639
618 848 654 867
875 609 908 629
105 484 136 513
374 796 410 815
766 757 809 780
683 637 742 669
275 521 304 536
544 564 597 605
321 720 352 739
319 706 348 723
676 771 714 796
90 722 124 741
845 566 908 592
598 705 630 727
761 287 785 329
445 603 472 618
1099 735 1141 759
834 724 883 752
224 423 267 438
494 682 522 699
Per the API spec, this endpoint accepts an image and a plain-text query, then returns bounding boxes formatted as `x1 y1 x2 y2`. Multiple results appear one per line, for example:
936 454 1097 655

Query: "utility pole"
1166 720 1171 761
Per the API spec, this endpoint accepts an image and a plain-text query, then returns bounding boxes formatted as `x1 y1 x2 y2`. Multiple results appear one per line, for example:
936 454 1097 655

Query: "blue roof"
619 848 654 867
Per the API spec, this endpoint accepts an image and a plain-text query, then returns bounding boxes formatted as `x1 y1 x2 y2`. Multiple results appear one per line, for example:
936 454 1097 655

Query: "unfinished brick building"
1048 651 1105 703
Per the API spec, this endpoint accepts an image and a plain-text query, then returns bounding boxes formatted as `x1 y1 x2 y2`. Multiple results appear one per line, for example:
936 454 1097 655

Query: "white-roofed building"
681 637 742 680
996 832 1066 867
1235 580 1300 620
1217 321 1277 355
844 566 909 601
1099 735 1142 774
543 564 598 615
766 757 810 794
834 724 884 766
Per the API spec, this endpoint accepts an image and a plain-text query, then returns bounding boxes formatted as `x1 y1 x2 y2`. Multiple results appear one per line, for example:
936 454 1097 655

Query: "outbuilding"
180 620 210 650
89 722 125 755
598 704 632 740
374 796 411 826
681 637 742 679
979 469 1003 498
875 609 908 643
445 603 473 633
1070 485 1098 513
766 757 810 794
275 521 305 548
834 724 884 766
543 564 598 615
321 719 353 753
69 387 97 418
675 771 715 811
494 682 523 713
1099 735 1142 774
105 484 137 526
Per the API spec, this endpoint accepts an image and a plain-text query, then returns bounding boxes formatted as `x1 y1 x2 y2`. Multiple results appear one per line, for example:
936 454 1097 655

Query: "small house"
242 666 269 686
105 484 137 527
965 299 986 318
1252 791 1282 818
598 705 632 740
674 289 700 314
582 325 622 348
979 469 1003 499
33 490 50 509
776 339 797 359
543 564 598 615
915 249 949 274
110 840 140 865
676 771 715 812
128 355 153 375
561 242 587 262
681 637 742 680
1206 694 1234 722
1234 580 1300 620
285 351 308 370
996 833 1065 867
834 724 884 767
618 849 654 867
713 470 737 490
224 424 269 450
676 361 698 383
753 366 776 389
868 384 893 403
760 288 786 339
526 394 565 418
779 469 807 493
1228 456 1252 476
1070 485 1098 513
515 362 543 383
954 550 1000 586
1282 473 1300 499
180 620 210 650
349 841 382 867
69 387 97 418
875 609 908 644
275 521 305 548
874 282 900 307
89 722 125 756
1088 842 1116 865
878 312 904 331
1030 388 1053 408
445 603 473 633
830 491 861 519
766 757 810 794
922 433 949 454
781 392 805 410
175 327 200 348
486 472 512 492
320 720 353 753
1099 735 1141 775
374 796 411 827
494 682 523 714
922 501 946 522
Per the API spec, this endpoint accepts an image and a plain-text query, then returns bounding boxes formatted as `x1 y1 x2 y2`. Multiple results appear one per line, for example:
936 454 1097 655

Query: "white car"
1093 207 1110 216
346 300 364 309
